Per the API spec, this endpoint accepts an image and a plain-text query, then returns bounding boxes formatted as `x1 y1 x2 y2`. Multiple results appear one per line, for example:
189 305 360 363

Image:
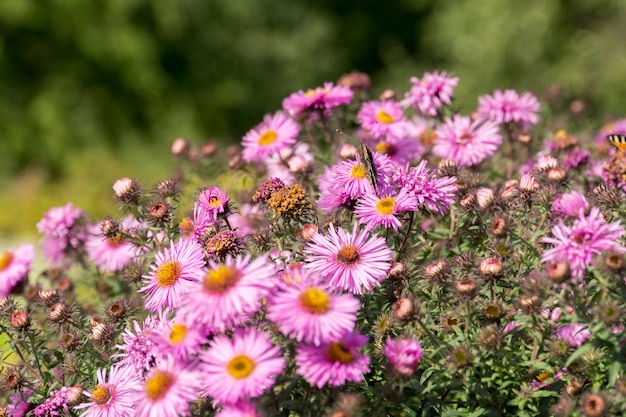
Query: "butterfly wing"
359 142 378 193
608 134 626 151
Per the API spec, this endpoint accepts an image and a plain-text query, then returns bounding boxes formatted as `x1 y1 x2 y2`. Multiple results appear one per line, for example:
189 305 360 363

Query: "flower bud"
437 159 457 177
424 259 448 283
454 278 477 298
517 294 542 314
475 188 495 210
50 302 70 324
112 178 140 205
38 289 59 306
479 257 503 280
490 216 509 238
90 319 114 344
547 167 566 182
170 137 190 157
201 141 218 157
517 132 532 145
155 178 181 198
519 173 539 193
379 89 396 101
60 331 79 352
338 71 371 91
393 298 414 320
459 193 476 209
603 251 625 272
500 179 520 201
10 310 30 330
339 143 357 160
301 224 319 241
66 384 85 406
100 217 121 239
546 260 570 283
387 262 407 281
148 201 171 225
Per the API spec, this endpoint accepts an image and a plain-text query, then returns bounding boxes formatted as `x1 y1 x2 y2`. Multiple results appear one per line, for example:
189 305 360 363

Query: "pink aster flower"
33 386 72 416
7 389 33 417
433 115 502 167
37 202 84 239
201 328 285 405
85 216 142 272
550 191 589 218
392 160 457 215
401 71 459 116
555 323 590 347
477 89 540 129
304 223 393 294
216 401 261 417
384 338 423 377
139 238 205 311
295 331 370 388
241 111 300 162
562 148 590 169
354 186 418 231
0 243 34 297
282 82 353 117
357 100 406 138
197 186 230 222
267 276 360 346
264 142 315 185
177 254 277 330
37 202 88 267
541 207 625 279
368 131 424 166
152 314 209 361
135 359 200 417
113 316 159 374
74 365 141 417
228 204 265 238
593 118 626 146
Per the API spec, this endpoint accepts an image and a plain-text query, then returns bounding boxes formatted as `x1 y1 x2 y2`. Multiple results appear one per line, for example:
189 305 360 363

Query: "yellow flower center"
145 370 175 400
208 196 222 209
304 87 326 98
258 130 278 146
374 141 392 155
92 384 111 405
375 197 396 215
169 323 188 345
336 244 360 265
420 128 437 145
0 252 14 272
227 354 256 379
350 163 366 179
203 265 241 294
155 261 182 287
535 370 551 383
376 110 394 124
326 342 353 364
299 287 330 314
107 234 123 247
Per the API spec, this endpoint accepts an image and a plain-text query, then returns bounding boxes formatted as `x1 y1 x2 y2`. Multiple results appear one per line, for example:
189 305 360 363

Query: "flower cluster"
2 70 626 417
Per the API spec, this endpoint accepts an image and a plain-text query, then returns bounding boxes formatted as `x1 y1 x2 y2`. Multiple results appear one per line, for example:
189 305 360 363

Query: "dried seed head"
581 391 609 417
550 395 574 417
155 178 182 198
590 183 620 209
104 299 129 322
450 346 471 368
564 379 583 396
454 278 477 298
148 201 171 225
490 216 509 238
437 159 458 177
50 302 71 324
38 289 60 306
442 313 461 331
3 369 24 389
459 193 476 209
123 258 147 284
60 331 80 352
253 178 286 204
603 251 625 272
482 302 504 321
205 230 240 258
267 184 311 218
517 294 542 314
596 299 621 325
615 377 626 397
479 325 501 350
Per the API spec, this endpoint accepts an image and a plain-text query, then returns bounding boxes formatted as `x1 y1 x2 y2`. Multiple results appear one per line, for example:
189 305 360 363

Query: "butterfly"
359 142 378 192
607 134 626 151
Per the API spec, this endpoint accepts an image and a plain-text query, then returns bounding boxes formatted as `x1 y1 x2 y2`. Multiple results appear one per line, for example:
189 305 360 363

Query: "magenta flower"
0 243 34 297
152 314 209 361
227 203 265 238
401 71 459 116
368 131 424 166
541 207 625 279
555 323 590 347
139 238 205 311
304 223 393 295
295 331 370 388
241 111 300 162
197 186 230 221
85 216 142 272
562 148 590 169
354 186 418 232
216 401 261 417
74 365 141 417
201 328 285 405
135 359 200 417
33 386 73 417
392 160 457 215
113 316 159 374
593 118 626 146
384 338 423 377
282 82 353 117
357 100 406 138
36 202 84 239
477 89 540 129
177 254 277 330
7 389 33 417
267 277 359 345
550 191 589 218
433 115 502 167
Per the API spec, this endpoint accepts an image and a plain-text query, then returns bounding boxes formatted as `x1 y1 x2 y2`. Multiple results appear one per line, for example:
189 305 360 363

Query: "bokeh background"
2 0 626 239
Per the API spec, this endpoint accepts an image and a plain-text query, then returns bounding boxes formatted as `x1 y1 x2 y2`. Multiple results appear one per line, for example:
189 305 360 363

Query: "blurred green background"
2 0 626 238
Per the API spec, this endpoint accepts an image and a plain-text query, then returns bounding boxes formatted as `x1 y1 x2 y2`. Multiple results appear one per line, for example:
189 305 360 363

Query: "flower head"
542 207 625 279
392 160 457 215
267 275 360 345
283 82 353 117
74 365 141 417
433 115 502 167
401 71 459 116
384 338 423 377
477 89 540 129
0 243 34 298
85 216 142 272
304 224 393 294
178 254 277 330
357 100 406 138
201 328 285 405
113 316 159 374
354 186 418 231
295 332 370 388
197 186 230 221
551 191 589 218
139 239 205 311
242 111 300 162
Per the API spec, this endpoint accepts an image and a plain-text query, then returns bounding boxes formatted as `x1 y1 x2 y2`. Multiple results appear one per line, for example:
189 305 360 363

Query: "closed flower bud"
597 299 621 325
301 224 319 241
66 384 85 406
113 177 140 204
228 154 246 170
479 325 501 349
38 289 59 306
459 193 476 209
546 260 571 283
490 216 509 238
155 178 181 198
479 257 503 279
201 141 218 157
454 278 477 298
50 302 70 323
90 319 114 344
581 391 609 417
379 89 396 101
393 297 414 320
437 159 458 177
475 188 495 210
10 310 29 330
387 262 407 281
424 259 448 283
547 167 566 182
338 71 371 91
565 379 583 396
500 179 520 201
519 173 539 193
60 331 79 352
100 217 121 239
517 294 542 314
338 143 357 160
148 201 171 225
170 137 190 157
517 132 532 145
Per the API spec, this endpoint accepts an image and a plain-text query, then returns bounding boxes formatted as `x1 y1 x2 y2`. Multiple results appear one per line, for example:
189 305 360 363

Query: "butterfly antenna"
335 128 356 141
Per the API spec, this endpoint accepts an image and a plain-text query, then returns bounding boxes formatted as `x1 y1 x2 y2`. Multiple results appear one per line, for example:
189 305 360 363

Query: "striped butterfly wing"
607 134 626 151
359 142 378 193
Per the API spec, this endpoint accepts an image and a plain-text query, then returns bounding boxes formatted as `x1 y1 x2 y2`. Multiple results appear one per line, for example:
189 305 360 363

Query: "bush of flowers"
2 70 626 417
